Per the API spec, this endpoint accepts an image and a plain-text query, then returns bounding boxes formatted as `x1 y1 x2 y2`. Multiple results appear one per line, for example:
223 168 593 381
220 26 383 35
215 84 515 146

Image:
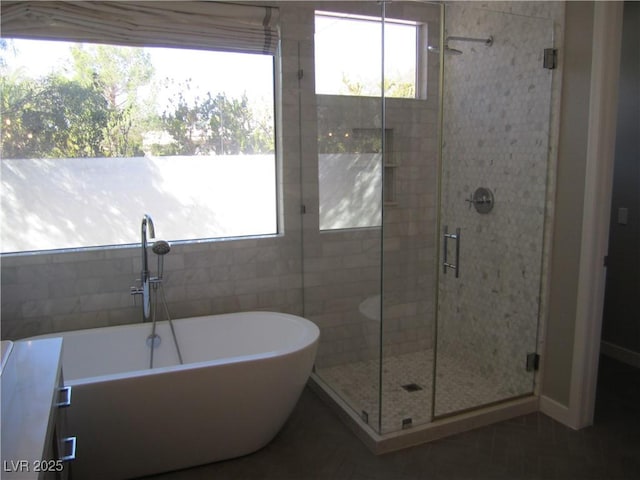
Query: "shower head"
428 35 493 56
152 239 171 280
427 44 463 56
152 239 171 256
448 35 494 47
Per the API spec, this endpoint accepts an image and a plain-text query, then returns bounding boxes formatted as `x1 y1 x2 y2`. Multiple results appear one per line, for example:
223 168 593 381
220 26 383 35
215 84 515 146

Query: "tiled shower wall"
0 236 303 339
306 94 440 368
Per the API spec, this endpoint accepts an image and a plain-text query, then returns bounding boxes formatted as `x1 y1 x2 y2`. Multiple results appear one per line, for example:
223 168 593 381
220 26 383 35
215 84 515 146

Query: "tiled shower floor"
316 350 522 434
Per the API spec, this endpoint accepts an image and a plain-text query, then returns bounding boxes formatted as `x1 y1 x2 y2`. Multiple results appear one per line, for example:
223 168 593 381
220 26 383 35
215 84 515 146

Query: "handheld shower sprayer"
152 239 171 280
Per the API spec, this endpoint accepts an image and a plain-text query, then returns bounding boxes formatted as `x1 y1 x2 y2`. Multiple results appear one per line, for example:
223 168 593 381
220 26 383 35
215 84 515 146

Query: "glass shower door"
309 1 442 434
308 3 385 430
434 5 554 417
378 1 441 434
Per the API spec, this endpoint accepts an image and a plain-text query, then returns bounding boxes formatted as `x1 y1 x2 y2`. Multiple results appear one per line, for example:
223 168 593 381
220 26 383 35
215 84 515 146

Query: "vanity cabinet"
1 338 76 479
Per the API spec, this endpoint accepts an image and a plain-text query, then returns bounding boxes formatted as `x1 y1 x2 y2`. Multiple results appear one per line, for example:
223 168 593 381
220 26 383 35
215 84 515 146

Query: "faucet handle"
130 286 142 307
465 195 475 208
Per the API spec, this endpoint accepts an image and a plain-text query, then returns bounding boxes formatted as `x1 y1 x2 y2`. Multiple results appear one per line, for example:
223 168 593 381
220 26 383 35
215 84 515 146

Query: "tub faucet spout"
140 214 155 322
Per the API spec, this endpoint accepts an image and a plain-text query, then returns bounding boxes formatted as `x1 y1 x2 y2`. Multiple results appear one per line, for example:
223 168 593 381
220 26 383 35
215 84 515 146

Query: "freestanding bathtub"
32 311 319 479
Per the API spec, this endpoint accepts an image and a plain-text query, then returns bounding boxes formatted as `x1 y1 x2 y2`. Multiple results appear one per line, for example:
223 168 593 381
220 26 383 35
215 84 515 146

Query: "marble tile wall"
1 234 305 338
436 3 558 401
381 97 439 360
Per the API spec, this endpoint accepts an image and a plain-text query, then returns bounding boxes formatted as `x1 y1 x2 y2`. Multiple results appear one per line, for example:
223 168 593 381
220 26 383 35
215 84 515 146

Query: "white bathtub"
33 311 319 479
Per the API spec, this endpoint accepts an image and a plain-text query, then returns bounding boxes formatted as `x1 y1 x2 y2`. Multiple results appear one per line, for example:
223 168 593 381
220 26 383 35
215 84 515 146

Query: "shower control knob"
466 187 494 214
130 286 143 296
130 285 143 307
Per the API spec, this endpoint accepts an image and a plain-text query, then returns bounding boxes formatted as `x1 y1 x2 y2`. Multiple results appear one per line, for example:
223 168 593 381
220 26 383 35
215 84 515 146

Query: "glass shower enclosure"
306 1 553 436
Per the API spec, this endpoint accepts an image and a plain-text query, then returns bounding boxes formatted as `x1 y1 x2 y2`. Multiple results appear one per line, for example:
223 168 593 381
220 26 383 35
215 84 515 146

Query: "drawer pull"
60 436 77 462
56 385 72 408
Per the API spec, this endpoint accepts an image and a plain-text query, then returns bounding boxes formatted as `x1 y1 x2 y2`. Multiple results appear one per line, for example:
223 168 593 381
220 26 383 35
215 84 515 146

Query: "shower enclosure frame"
307 0 557 452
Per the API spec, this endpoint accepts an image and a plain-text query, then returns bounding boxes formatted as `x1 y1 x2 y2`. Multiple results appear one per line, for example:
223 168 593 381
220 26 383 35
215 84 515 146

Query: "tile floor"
141 355 640 479
316 350 532 433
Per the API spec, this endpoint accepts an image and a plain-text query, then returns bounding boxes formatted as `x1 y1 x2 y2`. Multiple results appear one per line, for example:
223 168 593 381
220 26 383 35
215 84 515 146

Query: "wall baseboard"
541 341 640 430
600 341 640 368
539 395 579 429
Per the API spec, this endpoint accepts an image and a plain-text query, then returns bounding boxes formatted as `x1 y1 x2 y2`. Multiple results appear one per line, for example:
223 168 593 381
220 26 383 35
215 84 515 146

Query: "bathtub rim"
65 345 316 386
26 310 319 386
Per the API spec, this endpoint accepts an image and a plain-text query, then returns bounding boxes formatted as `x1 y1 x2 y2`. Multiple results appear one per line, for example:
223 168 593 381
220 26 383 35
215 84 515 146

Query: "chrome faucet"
131 214 155 322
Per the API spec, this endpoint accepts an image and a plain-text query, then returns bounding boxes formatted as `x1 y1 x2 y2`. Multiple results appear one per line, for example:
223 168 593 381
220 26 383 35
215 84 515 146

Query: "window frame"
0 7 282 255
314 10 425 100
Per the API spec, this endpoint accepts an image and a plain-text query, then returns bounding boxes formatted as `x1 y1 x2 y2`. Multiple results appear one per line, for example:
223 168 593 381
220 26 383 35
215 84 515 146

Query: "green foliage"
70 44 154 156
341 74 366 96
1 73 109 159
1 40 274 159
340 73 415 98
318 72 413 154
384 78 415 98
156 79 274 156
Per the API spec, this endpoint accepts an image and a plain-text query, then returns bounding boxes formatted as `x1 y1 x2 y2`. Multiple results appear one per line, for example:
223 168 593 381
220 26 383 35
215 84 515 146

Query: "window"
1 37 277 252
317 122 384 230
315 10 419 231
314 11 418 98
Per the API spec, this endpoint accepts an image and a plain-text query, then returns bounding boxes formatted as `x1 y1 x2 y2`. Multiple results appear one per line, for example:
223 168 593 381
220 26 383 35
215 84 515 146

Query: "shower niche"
305 1 554 441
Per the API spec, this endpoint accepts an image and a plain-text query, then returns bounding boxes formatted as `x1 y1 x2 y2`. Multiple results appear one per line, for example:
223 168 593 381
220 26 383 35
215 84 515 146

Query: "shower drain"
401 383 423 392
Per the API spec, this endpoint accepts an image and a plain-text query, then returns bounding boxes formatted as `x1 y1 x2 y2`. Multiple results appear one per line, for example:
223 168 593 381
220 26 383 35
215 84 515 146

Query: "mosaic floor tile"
317 349 531 434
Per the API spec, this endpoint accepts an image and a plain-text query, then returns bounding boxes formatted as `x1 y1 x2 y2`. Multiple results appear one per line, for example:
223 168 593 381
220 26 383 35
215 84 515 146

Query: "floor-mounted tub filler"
31 311 319 479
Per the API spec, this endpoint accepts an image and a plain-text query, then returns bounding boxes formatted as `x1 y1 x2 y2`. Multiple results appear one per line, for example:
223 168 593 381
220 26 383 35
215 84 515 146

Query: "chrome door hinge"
543 48 557 70
526 352 540 372
361 410 369 424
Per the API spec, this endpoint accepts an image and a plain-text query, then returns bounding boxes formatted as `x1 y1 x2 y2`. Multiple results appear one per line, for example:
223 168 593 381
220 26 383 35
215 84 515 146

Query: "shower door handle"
443 226 460 278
